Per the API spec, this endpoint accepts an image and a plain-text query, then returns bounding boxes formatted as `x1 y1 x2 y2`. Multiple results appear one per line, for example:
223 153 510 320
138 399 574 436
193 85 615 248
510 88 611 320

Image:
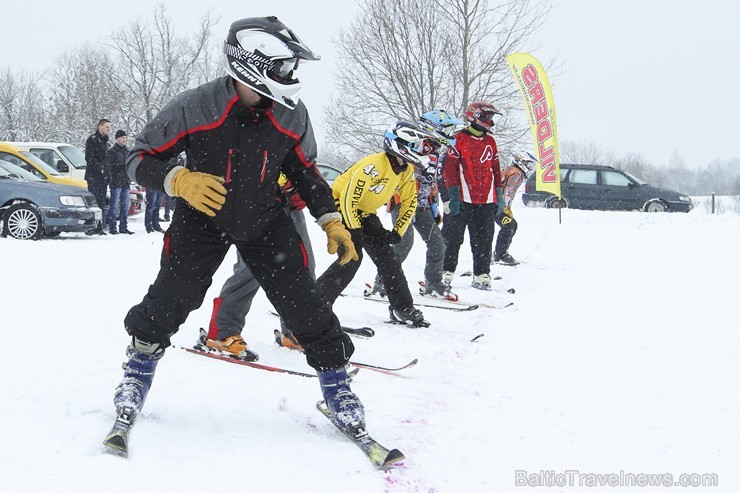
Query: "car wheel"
3 203 43 240
546 197 567 209
644 199 667 213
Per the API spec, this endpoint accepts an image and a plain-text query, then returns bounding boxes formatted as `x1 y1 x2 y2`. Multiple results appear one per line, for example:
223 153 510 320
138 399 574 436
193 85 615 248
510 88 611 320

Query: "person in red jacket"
441 101 503 291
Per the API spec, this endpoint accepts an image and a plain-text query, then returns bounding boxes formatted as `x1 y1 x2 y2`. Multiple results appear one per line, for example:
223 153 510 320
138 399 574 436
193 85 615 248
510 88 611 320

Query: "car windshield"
623 171 647 185
0 160 44 181
317 164 342 182
20 151 62 176
59 145 87 169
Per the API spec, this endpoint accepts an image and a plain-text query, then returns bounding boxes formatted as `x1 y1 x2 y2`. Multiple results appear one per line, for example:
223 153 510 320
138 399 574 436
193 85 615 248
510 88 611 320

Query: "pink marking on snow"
278 396 288 412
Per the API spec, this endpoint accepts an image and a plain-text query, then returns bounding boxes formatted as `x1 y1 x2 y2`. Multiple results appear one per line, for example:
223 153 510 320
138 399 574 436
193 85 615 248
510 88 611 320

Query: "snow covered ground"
1 198 738 492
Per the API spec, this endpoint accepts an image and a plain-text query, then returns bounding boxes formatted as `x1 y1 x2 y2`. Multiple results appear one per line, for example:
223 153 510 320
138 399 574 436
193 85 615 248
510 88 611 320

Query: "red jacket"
443 130 501 204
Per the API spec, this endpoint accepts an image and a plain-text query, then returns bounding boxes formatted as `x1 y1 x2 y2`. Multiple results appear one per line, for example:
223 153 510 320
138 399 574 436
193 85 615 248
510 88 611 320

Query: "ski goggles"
410 139 442 156
271 57 301 82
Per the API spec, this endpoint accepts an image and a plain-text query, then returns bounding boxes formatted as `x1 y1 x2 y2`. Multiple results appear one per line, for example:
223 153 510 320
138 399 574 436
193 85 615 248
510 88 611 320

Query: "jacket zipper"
260 150 268 183
225 149 233 184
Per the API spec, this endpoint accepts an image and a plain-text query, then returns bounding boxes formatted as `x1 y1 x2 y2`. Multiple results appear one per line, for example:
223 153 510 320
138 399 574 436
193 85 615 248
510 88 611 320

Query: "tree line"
561 140 740 196
1 0 737 196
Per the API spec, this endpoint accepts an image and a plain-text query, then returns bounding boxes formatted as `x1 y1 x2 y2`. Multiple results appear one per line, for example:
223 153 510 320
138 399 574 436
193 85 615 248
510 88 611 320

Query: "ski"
316 401 405 469
351 358 418 374
346 293 479 312
342 326 375 338
102 406 135 458
461 270 502 280
269 311 375 338
182 345 362 379
273 329 417 374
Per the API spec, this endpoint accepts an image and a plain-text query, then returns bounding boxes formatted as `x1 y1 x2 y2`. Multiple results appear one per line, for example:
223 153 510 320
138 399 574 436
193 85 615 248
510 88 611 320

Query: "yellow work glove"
322 219 359 266
503 205 513 219
171 168 227 217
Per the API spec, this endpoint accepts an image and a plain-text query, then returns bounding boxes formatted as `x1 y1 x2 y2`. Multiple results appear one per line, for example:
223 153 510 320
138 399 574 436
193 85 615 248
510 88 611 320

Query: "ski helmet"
419 110 467 147
383 120 444 170
223 16 320 109
465 101 501 133
512 150 538 177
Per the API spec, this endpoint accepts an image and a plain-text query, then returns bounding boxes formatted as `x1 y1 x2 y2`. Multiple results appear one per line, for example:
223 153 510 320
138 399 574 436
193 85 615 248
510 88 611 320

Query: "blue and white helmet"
383 120 443 168
512 150 538 177
419 110 467 147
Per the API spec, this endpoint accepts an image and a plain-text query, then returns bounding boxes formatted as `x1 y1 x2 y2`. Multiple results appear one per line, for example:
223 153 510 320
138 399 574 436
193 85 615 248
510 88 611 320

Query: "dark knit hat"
115 129 128 139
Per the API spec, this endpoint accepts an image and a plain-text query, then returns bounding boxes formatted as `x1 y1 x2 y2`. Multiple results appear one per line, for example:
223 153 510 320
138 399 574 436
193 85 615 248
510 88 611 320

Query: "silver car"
0 160 102 239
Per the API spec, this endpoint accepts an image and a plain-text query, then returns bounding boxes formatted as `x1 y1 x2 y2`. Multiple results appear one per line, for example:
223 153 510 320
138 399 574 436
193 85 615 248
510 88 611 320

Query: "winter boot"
274 330 304 351
471 273 492 290
206 333 259 361
113 338 165 417
389 304 428 327
421 279 459 302
493 252 519 266
441 271 454 288
317 365 366 433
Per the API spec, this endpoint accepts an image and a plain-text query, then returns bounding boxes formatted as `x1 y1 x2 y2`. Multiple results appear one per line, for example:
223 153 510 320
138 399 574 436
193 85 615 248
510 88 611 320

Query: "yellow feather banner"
505 52 561 198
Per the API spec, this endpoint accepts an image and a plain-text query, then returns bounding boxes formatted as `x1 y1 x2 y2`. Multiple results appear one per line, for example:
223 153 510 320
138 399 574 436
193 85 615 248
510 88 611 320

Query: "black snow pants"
493 213 518 258
316 214 414 311
442 202 496 276
124 206 352 372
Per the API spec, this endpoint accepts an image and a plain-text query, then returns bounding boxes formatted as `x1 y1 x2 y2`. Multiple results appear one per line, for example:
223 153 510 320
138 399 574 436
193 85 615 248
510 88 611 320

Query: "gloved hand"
443 201 451 215
496 187 504 215
503 205 513 219
448 186 462 215
171 168 227 217
322 219 359 265
387 230 402 244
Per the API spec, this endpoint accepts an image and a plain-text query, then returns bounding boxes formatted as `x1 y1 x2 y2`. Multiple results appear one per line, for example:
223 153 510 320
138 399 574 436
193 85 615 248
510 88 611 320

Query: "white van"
10 142 88 180
10 141 145 216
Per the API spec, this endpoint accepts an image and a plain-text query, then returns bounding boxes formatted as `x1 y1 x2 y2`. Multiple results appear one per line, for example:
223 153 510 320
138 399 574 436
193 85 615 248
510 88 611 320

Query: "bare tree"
108 4 217 133
0 69 48 141
46 45 123 145
325 0 547 161
614 151 652 179
560 139 614 165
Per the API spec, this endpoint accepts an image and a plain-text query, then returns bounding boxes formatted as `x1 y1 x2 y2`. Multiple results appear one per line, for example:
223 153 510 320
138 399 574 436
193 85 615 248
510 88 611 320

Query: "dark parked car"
521 164 693 212
317 163 343 185
0 160 102 239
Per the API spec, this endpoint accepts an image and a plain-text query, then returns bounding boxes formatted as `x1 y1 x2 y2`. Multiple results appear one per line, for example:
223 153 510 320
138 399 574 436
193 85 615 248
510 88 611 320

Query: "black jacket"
127 76 336 240
85 130 110 183
106 143 130 188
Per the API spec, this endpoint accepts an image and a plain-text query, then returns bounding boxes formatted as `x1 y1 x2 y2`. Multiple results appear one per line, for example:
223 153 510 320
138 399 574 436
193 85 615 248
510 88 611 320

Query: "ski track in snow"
1 196 739 492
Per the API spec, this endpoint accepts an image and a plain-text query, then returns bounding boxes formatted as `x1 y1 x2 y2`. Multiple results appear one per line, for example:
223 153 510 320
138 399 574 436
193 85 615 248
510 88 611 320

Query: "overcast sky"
3 0 739 169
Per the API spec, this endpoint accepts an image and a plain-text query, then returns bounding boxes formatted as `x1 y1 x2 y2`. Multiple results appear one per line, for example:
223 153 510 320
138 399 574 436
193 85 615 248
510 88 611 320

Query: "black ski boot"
493 252 519 266
388 305 430 327
420 279 459 302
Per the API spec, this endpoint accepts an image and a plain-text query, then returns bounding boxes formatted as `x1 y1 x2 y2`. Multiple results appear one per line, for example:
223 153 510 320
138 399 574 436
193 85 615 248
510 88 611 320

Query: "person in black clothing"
106 17 364 447
106 130 134 234
85 118 111 235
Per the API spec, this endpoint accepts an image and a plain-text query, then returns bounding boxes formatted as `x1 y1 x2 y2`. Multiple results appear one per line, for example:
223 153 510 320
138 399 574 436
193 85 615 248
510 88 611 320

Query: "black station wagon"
521 164 693 212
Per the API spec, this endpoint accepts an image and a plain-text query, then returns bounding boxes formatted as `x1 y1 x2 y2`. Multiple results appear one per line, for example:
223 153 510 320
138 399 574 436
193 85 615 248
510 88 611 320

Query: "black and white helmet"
223 16 320 109
512 150 538 177
383 121 444 169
